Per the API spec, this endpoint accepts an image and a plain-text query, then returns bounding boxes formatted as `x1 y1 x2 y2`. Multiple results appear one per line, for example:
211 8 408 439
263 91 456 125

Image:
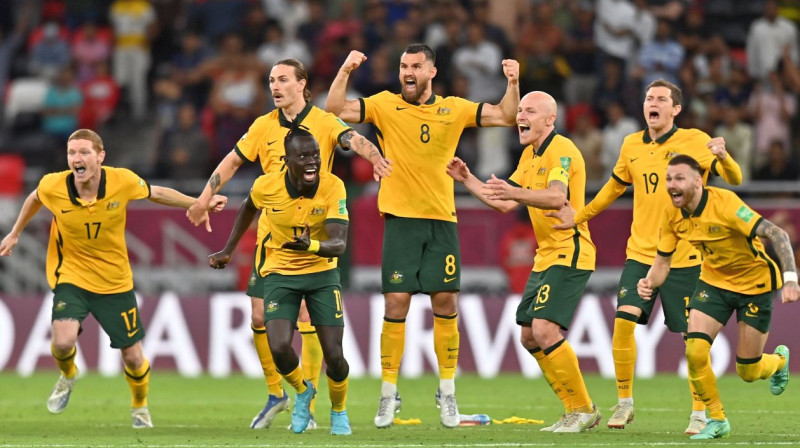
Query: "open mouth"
518 123 531 137
303 167 317 182
669 190 683 202
403 78 416 92
273 93 283 101
648 110 660 120
74 166 86 175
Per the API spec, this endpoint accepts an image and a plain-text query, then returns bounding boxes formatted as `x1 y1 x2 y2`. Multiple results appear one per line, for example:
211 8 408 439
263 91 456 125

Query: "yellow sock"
252 325 284 397
51 344 78 378
545 339 593 413
531 348 572 412
124 358 150 408
327 375 348 412
612 315 637 400
686 334 725 420
433 313 459 380
381 318 406 384
299 320 323 414
736 354 783 382
684 337 706 411
282 365 307 394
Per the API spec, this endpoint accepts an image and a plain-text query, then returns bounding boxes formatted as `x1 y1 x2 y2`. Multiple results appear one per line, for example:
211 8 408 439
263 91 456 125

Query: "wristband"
308 239 320 254
784 271 798 284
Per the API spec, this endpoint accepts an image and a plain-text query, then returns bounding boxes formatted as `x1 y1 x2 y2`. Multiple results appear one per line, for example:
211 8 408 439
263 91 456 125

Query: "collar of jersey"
681 187 709 218
403 93 436 106
66 167 107 205
534 129 558 157
642 124 678 144
284 171 319 199
278 102 313 128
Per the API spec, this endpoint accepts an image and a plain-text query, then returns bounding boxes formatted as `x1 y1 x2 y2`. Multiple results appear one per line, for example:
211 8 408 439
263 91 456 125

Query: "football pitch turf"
1 372 798 447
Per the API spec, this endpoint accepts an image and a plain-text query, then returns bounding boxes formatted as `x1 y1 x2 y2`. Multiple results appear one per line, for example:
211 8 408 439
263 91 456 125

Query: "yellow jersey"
359 91 481 222
610 126 733 267
509 131 596 272
249 171 349 276
657 187 781 294
37 167 151 294
234 102 351 264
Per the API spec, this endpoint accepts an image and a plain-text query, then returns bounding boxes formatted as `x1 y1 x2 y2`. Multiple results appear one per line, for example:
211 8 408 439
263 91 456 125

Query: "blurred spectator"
262 0 311 40
593 59 625 119
601 101 638 179
714 107 753 183
362 0 391 53
71 22 112 82
452 21 504 103
29 22 71 80
519 2 563 57
256 21 312 71
240 4 270 51
634 19 684 90
42 67 83 142
431 18 463 93
485 0 530 46
472 0 512 58
353 47 396 97
64 0 109 29
296 0 326 52
79 61 120 130
563 3 597 105
748 71 797 169
0 6 31 95
746 0 799 81
166 30 212 110
498 208 536 294
570 109 605 184
677 7 709 60
594 0 654 70
110 0 157 122
518 38 569 102
713 63 752 118
155 102 211 178
754 139 799 180
186 0 251 44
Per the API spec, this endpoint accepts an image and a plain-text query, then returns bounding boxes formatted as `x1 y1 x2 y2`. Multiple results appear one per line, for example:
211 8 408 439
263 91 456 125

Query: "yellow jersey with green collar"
612 126 723 267
234 102 351 249
657 187 781 294
249 171 349 276
359 91 482 222
508 131 596 272
36 167 151 294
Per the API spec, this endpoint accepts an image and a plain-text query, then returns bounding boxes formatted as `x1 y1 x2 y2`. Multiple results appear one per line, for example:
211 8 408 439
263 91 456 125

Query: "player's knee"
685 338 710 366
326 355 349 382
51 340 75 356
250 301 264 327
736 362 760 382
519 330 537 350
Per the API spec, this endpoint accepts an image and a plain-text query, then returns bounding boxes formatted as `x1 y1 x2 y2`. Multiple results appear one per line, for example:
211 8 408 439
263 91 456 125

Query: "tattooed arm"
187 151 246 226
755 218 800 303
340 129 392 181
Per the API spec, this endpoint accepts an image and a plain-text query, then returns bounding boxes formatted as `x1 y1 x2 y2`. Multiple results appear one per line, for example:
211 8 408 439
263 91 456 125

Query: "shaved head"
521 91 557 117
517 91 557 146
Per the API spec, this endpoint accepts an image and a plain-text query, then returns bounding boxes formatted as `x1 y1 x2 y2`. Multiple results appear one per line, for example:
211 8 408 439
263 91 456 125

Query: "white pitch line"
3 442 800 448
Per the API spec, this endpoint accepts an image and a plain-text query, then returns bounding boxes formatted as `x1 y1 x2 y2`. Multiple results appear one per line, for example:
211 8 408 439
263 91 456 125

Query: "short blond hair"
68 129 104 153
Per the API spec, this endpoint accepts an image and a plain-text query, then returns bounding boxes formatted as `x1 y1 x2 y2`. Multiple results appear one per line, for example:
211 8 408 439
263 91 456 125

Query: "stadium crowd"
0 0 798 188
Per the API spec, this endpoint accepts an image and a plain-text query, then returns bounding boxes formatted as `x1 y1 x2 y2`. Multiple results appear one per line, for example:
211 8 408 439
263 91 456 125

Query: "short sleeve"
119 168 150 200
329 115 353 148
508 167 524 188
723 192 762 238
234 118 266 163
249 175 269 209
35 173 58 210
325 178 349 224
453 96 481 129
360 92 384 124
656 207 679 257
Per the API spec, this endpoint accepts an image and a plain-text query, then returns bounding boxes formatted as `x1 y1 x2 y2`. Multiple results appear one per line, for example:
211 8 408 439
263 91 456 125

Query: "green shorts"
51 283 144 349
262 269 343 327
382 215 461 294
246 265 266 299
617 260 700 333
689 280 773 333
516 265 592 330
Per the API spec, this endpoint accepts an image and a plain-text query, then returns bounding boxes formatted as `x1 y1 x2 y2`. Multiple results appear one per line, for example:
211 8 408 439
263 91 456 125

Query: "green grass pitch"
1 372 798 447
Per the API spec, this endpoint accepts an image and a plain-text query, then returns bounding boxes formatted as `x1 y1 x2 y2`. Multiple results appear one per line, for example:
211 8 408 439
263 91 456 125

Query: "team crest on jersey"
311 206 326 216
389 271 404 284
665 151 679 160
618 287 628 299
708 225 721 233
266 301 279 313
695 290 709 302
248 274 257 286
436 107 452 116
537 167 547 175
560 157 571 172
54 301 67 311
106 201 120 210
736 205 754 223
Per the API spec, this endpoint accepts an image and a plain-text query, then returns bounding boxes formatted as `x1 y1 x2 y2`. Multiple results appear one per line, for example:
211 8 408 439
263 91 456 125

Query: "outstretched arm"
187 151 245 226
0 190 43 256
755 218 800 303
478 59 520 127
447 158 518 213
208 197 259 269
282 222 349 258
325 50 366 123
485 175 567 210
150 186 227 232
340 129 392 180
707 137 743 185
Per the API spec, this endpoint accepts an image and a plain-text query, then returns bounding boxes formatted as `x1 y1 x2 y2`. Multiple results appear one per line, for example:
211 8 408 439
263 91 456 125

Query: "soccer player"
209 129 352 435
186 59 390 429
550 79 743 433
325 44 519 428
0 129 227 428
638 154 798 440
448 91 600 433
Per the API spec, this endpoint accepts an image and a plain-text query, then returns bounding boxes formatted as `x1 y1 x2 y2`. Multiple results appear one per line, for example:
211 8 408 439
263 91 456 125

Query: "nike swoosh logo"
396 106 408 110
617 379 631 383
127 329 140 338
267 140 277 145
745 312 757 318
335 312 343 318
630 157 639 163
533 306 546 311
446 348 458 352
271 208 283 212
444 277 457 283
61 209 74 214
